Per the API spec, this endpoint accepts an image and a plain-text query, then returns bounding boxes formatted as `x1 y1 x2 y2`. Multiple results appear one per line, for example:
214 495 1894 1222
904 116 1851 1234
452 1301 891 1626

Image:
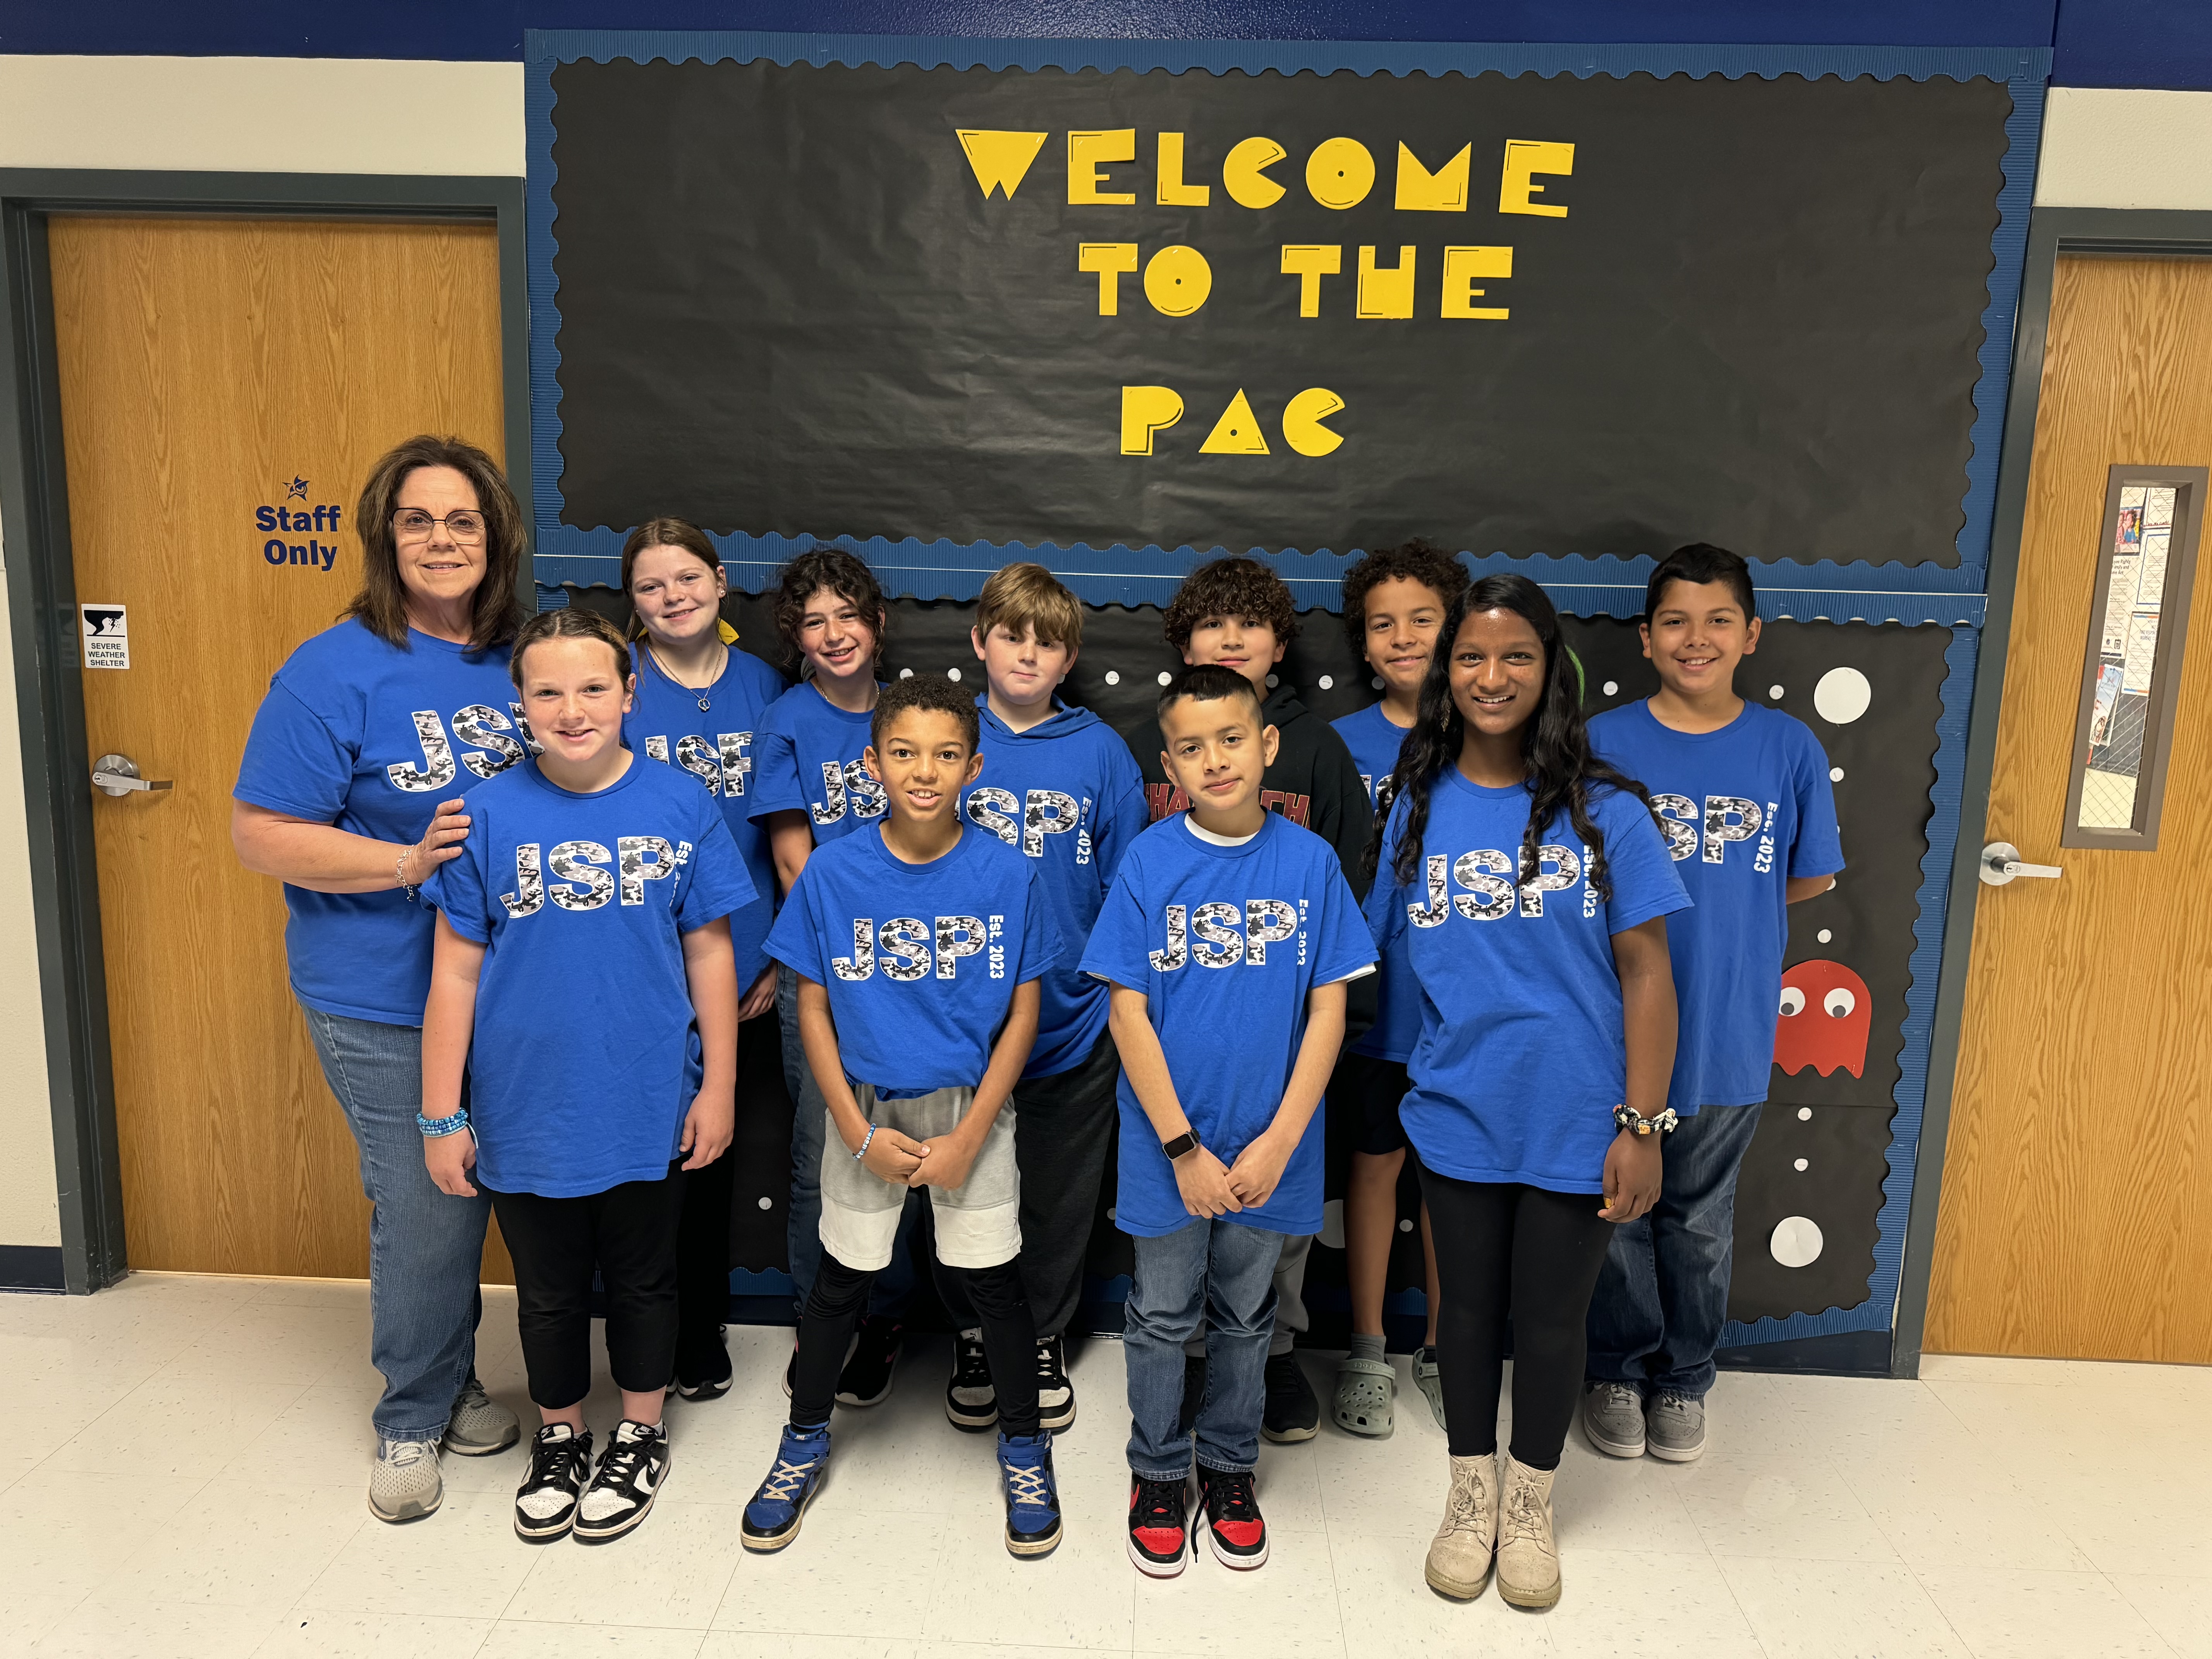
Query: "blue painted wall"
2 1 2207 89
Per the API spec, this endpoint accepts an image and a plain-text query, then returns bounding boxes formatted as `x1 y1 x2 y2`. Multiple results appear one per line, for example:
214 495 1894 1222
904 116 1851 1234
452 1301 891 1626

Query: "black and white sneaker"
513 1423 593 1542
672 1324 732 1401
572 1420 670 1543
1036 1334 1075 1432
835 1316 904 1407
946 1327 998 1431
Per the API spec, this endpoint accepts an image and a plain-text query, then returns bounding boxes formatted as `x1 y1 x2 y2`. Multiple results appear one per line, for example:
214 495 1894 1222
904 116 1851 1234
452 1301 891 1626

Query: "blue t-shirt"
1367 771 1691 1193
1331 702 1417 1063
748 680 887 844
764 824 1061 1096
234 620 527 1025
625 641 789 986
1081 814 1377 1238
421 755 758 1198
960 699 1149 1079
1590 699 1844 1114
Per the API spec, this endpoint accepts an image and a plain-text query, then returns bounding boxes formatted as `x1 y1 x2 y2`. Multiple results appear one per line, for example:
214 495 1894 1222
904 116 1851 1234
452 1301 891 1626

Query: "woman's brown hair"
621 518 723 640
345 434 529 654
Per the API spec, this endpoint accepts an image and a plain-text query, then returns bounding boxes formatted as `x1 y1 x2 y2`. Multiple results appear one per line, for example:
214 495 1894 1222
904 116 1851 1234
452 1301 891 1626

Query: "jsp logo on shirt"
641 732 755 798
1406 847 1589 925
389 706 540 792
833 914 1006 981
812 759 887 825
1652 794 1764 865
1146 899 1304 971
966 787 1088 861
500 838 694 917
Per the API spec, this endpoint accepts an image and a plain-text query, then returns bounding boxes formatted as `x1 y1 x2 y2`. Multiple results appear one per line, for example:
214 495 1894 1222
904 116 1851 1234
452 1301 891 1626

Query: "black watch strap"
1161 1130 1200 1161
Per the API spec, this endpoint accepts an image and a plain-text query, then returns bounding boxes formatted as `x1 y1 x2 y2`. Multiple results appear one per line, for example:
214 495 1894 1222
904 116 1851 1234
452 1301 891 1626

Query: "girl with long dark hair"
1364 575 1686 1611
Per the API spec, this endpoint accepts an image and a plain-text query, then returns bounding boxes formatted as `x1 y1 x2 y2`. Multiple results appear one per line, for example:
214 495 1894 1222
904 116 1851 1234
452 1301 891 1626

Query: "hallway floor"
0 1272 2203 1658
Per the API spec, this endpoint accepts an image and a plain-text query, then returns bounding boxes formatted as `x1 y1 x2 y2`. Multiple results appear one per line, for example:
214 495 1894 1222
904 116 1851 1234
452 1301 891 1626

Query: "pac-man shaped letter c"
1281 388 1346 457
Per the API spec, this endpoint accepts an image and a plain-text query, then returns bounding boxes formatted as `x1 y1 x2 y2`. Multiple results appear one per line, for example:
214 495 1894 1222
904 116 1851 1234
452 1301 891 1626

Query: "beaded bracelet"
854 1124 878 1159
417 1108 471 1138
397 847 419 903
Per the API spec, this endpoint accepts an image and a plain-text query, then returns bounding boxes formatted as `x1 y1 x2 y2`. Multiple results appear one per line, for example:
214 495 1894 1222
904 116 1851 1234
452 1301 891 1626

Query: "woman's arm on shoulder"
232 798 471 893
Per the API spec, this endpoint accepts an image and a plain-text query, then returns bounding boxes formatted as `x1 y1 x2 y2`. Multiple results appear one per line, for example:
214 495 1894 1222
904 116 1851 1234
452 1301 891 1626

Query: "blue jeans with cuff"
302 1004 489 1444
1584 1101 1765 1400
1126 1216 1285 1479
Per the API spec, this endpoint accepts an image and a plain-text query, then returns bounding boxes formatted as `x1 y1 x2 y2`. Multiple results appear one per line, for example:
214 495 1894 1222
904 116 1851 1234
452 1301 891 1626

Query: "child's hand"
424 1125 478 1197
1174 1147 1243 1218
860 1127 930 1185
912 1128 981 1191
680 1089 734 1169
1225 1129 1293 1210
1599 1130 1663 1222
737 965 779 1022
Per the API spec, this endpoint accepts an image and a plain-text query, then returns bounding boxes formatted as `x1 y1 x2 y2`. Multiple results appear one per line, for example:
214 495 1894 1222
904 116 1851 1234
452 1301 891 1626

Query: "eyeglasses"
392 508 486 544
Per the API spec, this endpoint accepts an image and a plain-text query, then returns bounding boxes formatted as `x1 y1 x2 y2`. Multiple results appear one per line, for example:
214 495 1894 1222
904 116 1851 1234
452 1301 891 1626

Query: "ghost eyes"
1779 985 1858 1018
1780 987 1806 1017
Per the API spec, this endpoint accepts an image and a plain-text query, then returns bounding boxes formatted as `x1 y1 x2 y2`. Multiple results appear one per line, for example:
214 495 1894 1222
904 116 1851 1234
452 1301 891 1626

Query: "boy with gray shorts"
739 676 1065 1559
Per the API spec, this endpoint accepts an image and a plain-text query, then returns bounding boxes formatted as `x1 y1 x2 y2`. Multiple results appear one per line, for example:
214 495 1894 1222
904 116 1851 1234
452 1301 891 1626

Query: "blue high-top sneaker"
998 1430 1063 1559
740 1422 831 1553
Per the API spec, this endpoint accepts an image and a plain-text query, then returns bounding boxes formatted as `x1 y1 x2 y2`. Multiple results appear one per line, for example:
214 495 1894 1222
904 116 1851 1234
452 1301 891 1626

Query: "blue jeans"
777 965 917 1318
1125 1218 1285 1479
302 1005 490 1443
1584 1102 1765 1400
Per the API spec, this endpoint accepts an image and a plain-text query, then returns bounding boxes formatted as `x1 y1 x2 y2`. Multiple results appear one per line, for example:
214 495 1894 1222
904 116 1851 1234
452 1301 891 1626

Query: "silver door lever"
1980 841 2061 886
91 753 173 798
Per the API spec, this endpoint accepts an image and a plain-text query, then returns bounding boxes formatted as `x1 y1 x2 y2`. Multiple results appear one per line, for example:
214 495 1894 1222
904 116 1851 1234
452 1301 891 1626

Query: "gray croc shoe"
1412 1346 1447 1432
1331 1355 1396 1437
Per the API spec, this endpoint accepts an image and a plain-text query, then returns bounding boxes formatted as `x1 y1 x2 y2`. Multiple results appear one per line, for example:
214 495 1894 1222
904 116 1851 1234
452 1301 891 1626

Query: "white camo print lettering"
844 757 887 820
673 736 720 793
832 919 875 980
1190 901 1244 969
501 843 546 918
451 704 527 779
617 836 679 906
1022 789 1080 857
717 732 753 797
935 914 986 979
965 787 1020 848
879 917 930 981
1244 899 1297 964
1452 850 1516 921
508 701 544 757
388 711 458 792
643 735 670 764
811 761 848 825
1149 904 1189 970
1651 793 1700 862
1704 795 1763 864
1517 843 1582 918
547 841 615 910
1408 854 1451 927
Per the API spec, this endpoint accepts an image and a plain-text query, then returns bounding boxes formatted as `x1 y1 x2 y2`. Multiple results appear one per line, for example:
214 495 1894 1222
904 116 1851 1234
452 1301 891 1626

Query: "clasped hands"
1171 1130 1292 1218
855 1123 982 1191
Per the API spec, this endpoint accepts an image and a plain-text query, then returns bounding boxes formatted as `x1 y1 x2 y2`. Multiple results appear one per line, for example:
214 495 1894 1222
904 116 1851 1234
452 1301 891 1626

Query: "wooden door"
1929 254 2212 1360
50 216 514 1282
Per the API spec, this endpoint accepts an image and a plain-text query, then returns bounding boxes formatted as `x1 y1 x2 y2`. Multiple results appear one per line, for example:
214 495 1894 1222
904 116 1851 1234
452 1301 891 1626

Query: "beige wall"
0 56 521 1250
2037 87 2212 210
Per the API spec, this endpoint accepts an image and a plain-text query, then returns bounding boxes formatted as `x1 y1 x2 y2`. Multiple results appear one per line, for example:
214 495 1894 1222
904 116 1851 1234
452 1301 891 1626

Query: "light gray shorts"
817 1084 1021 1271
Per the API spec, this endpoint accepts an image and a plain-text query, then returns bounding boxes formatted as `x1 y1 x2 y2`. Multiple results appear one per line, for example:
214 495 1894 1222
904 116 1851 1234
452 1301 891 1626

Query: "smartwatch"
1160 1130 1200 1161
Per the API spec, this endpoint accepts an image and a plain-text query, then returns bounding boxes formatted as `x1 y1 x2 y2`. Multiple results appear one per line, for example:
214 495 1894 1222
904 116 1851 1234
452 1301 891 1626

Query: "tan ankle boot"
1424 1453 1498 1599
1494 1455 1561 1609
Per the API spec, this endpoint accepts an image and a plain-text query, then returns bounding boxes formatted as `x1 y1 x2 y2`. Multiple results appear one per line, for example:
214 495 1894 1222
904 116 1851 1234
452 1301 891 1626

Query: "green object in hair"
1567 644 1587 704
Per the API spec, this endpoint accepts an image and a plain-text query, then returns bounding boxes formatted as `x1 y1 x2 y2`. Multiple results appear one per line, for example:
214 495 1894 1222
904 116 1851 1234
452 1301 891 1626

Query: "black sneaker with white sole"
1260 1350 1319 1444
672 1323 732 1401
946 1327 998 1431
1036 1334 1075 1432
835 1316 903 1408
513 1424 594 1542
572 1420 670 1543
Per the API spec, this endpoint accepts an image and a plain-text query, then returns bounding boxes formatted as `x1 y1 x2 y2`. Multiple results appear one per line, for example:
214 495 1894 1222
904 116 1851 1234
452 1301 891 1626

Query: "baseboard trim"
0 1243 65 1292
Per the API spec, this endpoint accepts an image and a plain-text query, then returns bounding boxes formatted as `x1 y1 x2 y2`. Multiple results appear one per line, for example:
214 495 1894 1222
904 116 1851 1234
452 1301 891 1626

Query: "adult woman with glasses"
233 434 531 1524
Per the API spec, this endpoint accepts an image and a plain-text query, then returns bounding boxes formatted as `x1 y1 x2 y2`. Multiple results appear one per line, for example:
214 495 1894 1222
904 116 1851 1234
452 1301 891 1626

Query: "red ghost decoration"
1774 959 1872 1079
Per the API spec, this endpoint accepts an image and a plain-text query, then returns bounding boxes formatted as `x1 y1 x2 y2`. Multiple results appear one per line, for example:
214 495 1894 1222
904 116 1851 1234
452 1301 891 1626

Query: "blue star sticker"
285 476 310 500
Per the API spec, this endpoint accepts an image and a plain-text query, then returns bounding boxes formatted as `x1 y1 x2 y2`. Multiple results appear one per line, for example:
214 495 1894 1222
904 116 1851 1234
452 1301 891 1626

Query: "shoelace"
1599 1382 1641 1413
1133 1480 1183 1528
1207 1472 1259 1522
595 1432 655 1492
1441 1476 1489 1537
456 1376 492 1412
1653 1391 1692 1413
384 1439 433 1470
1004 1459 1054 1511
759 1447 822 1503
1499 1482 1548 1549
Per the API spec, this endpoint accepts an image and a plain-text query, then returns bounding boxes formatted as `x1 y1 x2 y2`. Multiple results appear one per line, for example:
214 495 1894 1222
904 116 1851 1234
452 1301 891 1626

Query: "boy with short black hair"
1085 666 1376 1577
941 563 1148 1433
741 675 1066 1558
1581 542 1844 1464
1131 555 1374 1441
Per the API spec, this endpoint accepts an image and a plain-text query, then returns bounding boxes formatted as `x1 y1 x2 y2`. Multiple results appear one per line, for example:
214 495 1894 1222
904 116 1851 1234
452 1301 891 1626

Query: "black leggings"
1419 1166 1616 1470
674 1145 734 1375
792 1250 1041 1437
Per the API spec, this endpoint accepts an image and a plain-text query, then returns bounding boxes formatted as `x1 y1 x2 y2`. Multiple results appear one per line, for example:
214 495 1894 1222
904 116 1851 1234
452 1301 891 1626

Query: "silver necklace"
649 641 726 713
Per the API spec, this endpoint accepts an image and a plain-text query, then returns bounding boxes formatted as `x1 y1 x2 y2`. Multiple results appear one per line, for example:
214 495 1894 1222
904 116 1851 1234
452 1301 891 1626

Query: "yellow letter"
1068 129 1137 205
1499 139 1574 217
1279 245 1342 318
956 129 1049 200
1199 389 1271 455
1281 388 1346 457
1395 141 1470 211
1355 246 1416 319
1079 243 1140 315
1121 386 1184 456
1304 136 1376 209
1156 133 1210 206
1143 245 1212 316
1222 136 1288 209
1441 246 1511 319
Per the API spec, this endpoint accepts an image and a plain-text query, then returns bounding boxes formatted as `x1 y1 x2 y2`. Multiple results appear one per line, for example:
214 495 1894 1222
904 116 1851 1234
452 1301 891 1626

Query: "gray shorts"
817 1084 1021 1271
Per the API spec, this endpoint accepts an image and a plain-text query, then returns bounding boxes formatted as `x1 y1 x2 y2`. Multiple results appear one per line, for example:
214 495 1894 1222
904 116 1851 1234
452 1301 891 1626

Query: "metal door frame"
0 171 530 1292
1892 206 2212 1374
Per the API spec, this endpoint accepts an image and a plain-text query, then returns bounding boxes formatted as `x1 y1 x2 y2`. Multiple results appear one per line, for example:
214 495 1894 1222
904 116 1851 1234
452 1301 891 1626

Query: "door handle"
91 752 173 798
1980 840 2061 886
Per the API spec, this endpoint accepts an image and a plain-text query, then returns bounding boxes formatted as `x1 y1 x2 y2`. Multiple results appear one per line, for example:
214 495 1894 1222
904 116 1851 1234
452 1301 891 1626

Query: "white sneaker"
368 1436 444 1523
1424 1453 1497 1600
1494 1456 1561 1610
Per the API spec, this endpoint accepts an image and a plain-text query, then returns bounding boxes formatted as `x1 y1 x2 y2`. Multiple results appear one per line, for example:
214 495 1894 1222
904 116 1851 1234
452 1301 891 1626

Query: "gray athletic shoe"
1581 1381 1646 1458
1645 1391 1707 1462
445 1374 522 1456
368 1435 444 1523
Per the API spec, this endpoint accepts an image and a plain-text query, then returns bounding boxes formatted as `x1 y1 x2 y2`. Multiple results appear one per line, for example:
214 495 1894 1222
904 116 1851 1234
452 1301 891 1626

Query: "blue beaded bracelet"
854 1124 878 1159
417 1109 471 1138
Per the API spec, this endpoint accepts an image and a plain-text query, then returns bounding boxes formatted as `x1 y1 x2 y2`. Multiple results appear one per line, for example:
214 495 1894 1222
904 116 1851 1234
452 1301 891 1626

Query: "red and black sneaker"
1196 1464 1269 1570
1127 1474 1190 1577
